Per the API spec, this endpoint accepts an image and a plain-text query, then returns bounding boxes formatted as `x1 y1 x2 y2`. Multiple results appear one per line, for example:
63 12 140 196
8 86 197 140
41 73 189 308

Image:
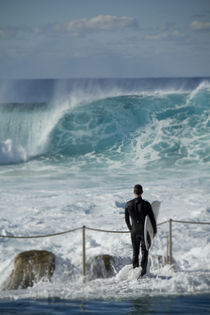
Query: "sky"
0 0 210 78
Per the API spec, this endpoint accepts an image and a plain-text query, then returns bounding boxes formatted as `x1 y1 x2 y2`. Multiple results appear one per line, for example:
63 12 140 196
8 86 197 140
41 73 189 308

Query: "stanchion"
169 219 173 265
82 226 86 281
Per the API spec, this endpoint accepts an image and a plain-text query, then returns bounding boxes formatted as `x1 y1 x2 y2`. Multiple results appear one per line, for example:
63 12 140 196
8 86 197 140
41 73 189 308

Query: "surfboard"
144 200 160 251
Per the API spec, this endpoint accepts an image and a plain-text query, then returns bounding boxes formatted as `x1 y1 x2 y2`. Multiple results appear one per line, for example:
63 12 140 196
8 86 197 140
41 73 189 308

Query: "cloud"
65 15 137 34
144 30 181 41
191 20 210 31
145 32 169 40
0 25 34 39
0 15 137 40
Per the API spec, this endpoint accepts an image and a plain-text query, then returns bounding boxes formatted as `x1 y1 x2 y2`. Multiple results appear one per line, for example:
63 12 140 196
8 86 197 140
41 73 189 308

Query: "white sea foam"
0 173 209 300
0 139 27 164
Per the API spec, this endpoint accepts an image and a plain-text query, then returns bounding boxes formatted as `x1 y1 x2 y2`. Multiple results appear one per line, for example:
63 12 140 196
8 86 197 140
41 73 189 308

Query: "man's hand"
153 233 156 238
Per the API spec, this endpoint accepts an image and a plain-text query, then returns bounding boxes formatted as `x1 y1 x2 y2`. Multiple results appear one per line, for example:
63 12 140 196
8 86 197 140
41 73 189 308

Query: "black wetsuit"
125 197 157 274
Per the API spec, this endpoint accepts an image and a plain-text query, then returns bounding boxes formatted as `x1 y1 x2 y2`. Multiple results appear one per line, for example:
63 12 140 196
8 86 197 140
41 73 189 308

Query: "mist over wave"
0 77 208 103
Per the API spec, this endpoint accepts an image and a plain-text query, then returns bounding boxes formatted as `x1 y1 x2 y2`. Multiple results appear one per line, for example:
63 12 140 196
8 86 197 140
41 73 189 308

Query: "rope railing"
0 227 81 239
0 219 209 279
171 219 210 225
1 219 209 239
157 220 170 226
86 226 130 233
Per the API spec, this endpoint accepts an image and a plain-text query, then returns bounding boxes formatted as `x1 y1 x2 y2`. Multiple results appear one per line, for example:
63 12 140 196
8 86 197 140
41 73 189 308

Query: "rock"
87 254 115 279
4 250 55 290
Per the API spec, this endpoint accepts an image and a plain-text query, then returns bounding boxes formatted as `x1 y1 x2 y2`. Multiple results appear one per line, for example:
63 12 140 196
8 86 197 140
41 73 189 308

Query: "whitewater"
0 78 209 308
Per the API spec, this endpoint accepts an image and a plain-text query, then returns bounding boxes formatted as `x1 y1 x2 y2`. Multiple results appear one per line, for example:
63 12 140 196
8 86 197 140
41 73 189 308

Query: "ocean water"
0 78 210 313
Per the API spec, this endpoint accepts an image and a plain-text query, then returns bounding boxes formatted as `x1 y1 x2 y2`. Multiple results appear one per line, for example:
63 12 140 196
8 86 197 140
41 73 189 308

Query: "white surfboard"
144 200 160 251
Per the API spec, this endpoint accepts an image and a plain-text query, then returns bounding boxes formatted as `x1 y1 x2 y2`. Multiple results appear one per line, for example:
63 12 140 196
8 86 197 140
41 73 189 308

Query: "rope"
86 226 130 233
0 219 209 239
172 219 210 225
157 220 169 226
0 227 81 239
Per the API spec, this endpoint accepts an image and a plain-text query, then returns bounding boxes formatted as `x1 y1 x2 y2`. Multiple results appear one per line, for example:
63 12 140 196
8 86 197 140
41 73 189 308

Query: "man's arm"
147 202 157 235
125 203 132 231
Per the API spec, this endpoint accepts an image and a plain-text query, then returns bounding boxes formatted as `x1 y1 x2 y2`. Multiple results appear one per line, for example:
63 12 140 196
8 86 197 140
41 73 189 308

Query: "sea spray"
0 139 27 165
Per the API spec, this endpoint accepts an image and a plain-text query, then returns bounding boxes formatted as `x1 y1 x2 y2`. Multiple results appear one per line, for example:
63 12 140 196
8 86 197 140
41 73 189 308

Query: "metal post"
169 219 173 265
82 226 86 280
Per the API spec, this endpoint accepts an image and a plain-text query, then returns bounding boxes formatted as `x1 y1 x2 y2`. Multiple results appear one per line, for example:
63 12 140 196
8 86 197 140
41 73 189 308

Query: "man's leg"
131 233 141 268
140 240 148 276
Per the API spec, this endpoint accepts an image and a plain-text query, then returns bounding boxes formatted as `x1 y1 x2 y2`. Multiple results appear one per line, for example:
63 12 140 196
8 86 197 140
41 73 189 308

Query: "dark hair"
134 184 143 195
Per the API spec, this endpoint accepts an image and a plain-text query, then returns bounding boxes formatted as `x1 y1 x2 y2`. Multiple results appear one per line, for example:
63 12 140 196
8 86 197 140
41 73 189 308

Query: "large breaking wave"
0 79 210 168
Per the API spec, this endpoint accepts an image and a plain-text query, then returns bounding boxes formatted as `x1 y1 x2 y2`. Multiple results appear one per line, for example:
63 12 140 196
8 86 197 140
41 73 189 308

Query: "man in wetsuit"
125 184 157 277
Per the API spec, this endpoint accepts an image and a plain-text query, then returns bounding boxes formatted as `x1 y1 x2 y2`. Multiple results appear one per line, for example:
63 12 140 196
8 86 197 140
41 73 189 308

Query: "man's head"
133 184 143 197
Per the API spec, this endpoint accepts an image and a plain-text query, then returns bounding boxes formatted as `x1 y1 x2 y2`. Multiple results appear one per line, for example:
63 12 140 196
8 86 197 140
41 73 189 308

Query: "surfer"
125 184 157 277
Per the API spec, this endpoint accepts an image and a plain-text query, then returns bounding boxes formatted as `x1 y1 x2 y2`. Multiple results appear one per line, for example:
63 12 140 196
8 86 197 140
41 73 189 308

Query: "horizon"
1 76 210 81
